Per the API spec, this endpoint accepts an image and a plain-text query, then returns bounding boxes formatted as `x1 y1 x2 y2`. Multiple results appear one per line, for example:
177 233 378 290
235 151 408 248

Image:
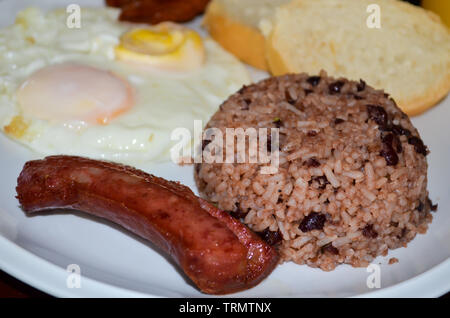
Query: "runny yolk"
115 23 205 72
17 63 134 125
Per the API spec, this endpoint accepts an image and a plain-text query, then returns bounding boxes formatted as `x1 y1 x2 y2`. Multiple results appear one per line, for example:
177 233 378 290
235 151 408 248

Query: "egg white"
0 7 251 163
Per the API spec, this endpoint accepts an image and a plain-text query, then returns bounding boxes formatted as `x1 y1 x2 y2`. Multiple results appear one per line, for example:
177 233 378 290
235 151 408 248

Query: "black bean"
380 133 399 164
286 98 297 106
329 81 345 94
229 210 247 219
382 133 394 145
287 98 296 104
307 76 321 86
257 228 283 246
390 221 399 227
266 134 280 152
334 118 345 125
241 98 251 110
380 147 399 166
299 212 326 232
408 136 429 156
391 124 411 137
417 201 424 212
321 243 339 255
382 133 402 154
309 176 329 189
229 202 247 219
267 135 272 152
393 134 402 153
237 85 249 94
305 158 321 167
397 228 408 239
357 79 366 92
362 224 378 238
427 197 438 212
307 130 318 137
266 135 271 152
202 139 211 151
367 105 389 129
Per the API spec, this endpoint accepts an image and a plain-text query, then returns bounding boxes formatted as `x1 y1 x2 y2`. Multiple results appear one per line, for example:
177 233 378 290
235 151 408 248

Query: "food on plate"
0 7 250 163
16 63 135 125
203 0 290 70
204 0 450 115
265 0 450 115
115 23 205 71
195 72 435 271
16 155 279 295
106 0 211 24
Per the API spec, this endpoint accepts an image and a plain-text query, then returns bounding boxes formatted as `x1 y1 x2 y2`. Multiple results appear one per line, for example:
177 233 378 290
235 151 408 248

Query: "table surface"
0 269 448 298
0 270 50 298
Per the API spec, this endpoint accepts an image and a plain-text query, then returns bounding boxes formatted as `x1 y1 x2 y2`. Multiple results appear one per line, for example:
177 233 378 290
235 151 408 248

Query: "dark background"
0 269 448 298
403 0 421 5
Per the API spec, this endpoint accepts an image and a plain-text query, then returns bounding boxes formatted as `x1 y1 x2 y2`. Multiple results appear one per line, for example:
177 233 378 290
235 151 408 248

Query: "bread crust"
203 1 268 70
265 32 289 76
205 0 450 115
266 32 450 115
398 72 450 116
266 0 450 116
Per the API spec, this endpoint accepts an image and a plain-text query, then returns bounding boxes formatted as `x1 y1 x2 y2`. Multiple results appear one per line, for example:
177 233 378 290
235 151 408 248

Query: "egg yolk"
115 23 205 72
17 63 134 125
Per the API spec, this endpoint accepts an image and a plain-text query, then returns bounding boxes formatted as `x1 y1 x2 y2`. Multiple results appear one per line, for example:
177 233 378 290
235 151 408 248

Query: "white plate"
0 0 449 298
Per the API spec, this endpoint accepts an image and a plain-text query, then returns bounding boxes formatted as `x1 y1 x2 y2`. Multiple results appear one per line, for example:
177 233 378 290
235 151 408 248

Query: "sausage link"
106 0 210 24
16 156 278 294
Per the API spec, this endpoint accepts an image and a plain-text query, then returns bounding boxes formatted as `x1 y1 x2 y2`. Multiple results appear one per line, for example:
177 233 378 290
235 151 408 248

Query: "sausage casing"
106 0 210 24
16 156 279 294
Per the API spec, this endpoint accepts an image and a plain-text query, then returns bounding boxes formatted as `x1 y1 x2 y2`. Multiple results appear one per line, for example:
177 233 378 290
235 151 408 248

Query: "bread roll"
266 0 450 115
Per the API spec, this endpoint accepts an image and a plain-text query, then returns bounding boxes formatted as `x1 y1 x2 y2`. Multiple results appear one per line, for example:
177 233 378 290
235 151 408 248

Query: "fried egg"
0 7 251 163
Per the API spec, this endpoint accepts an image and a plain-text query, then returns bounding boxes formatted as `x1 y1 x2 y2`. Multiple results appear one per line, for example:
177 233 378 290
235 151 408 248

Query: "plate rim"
1 234 449 297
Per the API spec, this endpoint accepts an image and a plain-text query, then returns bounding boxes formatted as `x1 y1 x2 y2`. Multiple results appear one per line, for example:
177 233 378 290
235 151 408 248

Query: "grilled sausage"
16 156 279 294
106 0 210 24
